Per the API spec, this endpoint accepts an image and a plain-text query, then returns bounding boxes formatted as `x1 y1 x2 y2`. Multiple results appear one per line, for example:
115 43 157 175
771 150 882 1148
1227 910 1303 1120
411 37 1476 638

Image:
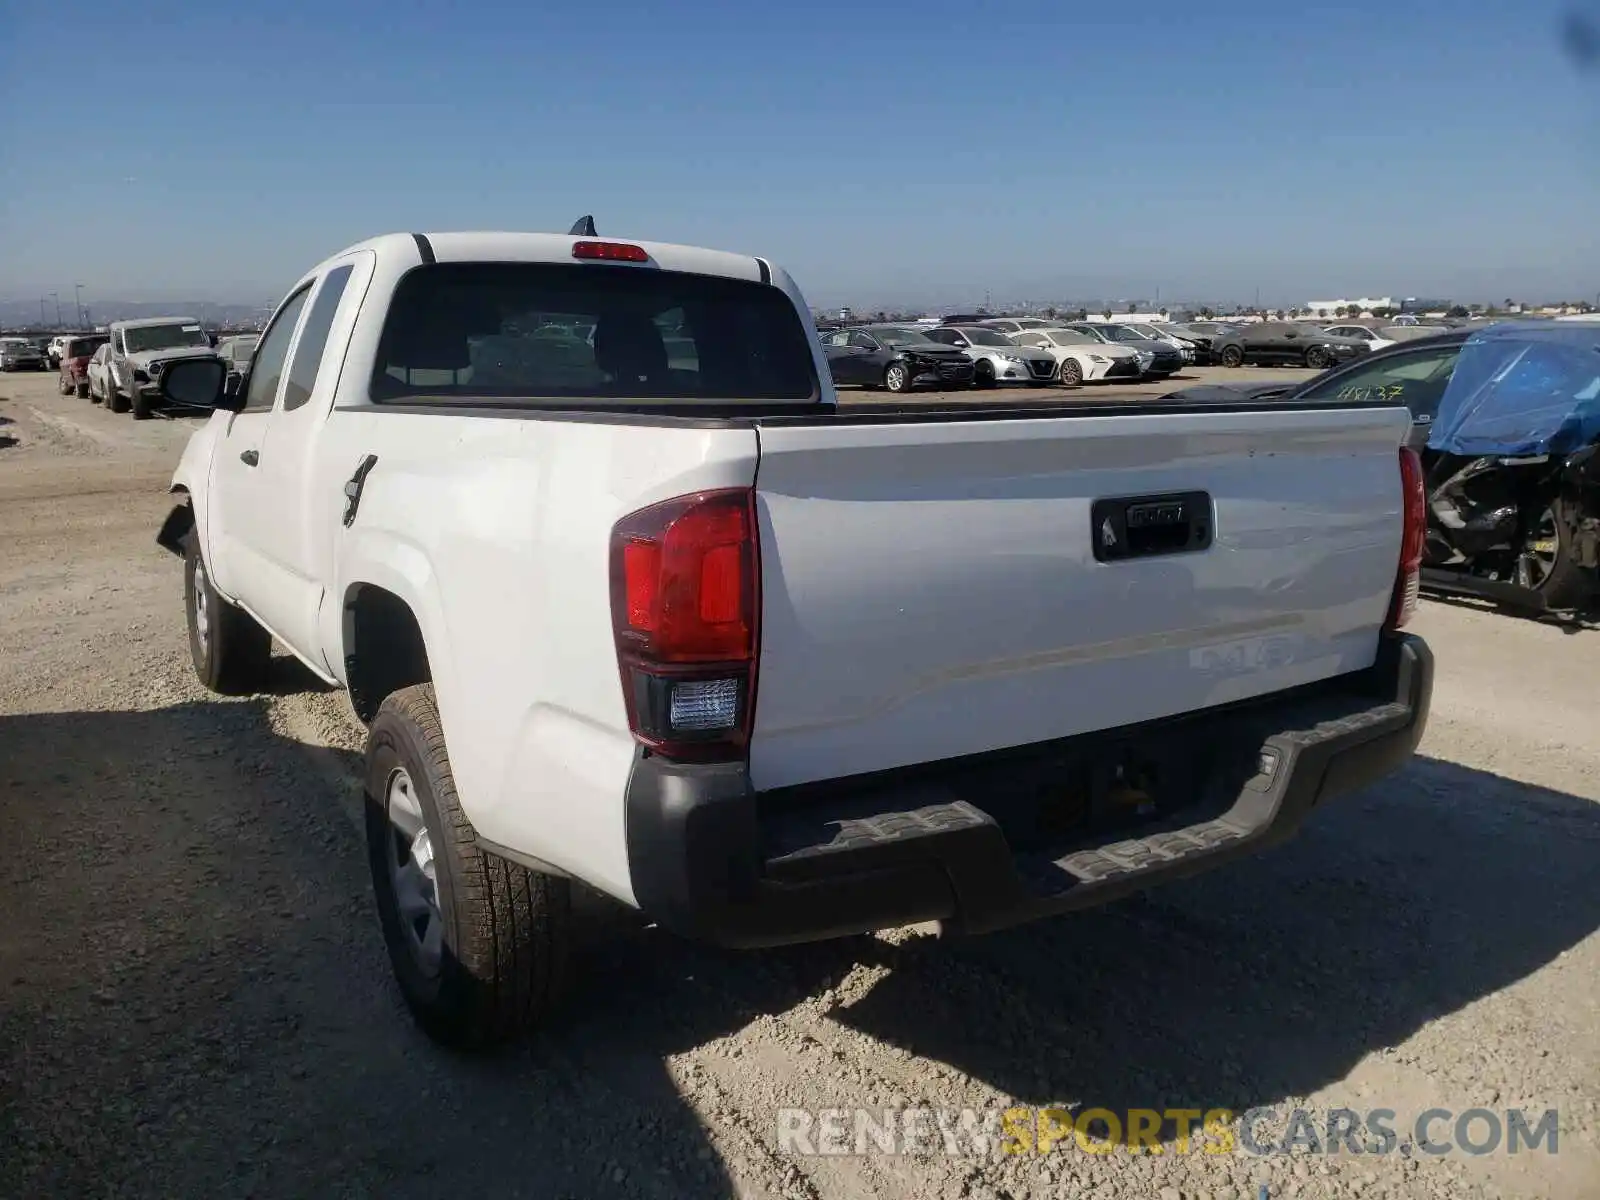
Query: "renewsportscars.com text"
776 1106 1561 1159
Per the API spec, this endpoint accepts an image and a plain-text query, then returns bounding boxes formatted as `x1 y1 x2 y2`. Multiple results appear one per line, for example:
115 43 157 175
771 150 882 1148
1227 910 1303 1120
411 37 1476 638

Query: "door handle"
240 450 259 466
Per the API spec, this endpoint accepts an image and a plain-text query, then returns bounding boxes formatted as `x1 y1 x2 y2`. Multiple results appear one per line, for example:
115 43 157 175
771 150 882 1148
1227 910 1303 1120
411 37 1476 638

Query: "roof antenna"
569 215 597 236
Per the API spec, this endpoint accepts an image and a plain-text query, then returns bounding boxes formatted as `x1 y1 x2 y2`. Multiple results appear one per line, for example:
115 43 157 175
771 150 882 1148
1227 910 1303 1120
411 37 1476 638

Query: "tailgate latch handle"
342 454 379 528
1091 491 1213 563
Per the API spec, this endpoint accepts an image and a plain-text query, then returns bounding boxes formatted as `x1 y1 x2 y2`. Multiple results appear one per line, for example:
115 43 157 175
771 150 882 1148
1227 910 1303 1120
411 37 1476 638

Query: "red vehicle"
56 334 110 399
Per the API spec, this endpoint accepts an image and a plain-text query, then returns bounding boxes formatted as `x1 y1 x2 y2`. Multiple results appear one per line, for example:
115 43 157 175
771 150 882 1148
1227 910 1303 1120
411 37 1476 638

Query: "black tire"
88 377 102 404
107 377 130 413
184 533 271 694
1059 358 1084 386
1220 345 1245 368
75 381 89 399
973 360 997 389
1515 501 1593 610
884 361 913 393
1305 346 1332 370
132 385 153 420
58 373 72 396
366 683 570 1050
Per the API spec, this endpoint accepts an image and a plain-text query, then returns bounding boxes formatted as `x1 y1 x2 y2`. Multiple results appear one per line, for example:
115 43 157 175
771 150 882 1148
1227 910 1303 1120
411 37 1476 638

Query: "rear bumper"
625 633 1432 949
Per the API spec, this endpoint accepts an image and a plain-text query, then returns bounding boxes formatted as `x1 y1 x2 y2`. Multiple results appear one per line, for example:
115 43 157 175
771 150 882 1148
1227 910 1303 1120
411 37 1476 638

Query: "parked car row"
63 318 251 419
819 317 1200 391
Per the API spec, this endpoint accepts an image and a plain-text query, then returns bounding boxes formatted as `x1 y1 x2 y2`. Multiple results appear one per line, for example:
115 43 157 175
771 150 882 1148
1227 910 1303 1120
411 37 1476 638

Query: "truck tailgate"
748 405 1412 792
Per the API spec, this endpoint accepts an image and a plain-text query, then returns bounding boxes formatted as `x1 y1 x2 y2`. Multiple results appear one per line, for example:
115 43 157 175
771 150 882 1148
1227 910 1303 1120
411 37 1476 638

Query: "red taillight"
572 240 650 263
609 489 759 760
1386 446 1426 630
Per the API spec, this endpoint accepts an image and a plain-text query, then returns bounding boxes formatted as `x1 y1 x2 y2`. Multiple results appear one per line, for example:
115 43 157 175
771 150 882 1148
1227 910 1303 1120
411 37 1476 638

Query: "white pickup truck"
155 225 1434 1049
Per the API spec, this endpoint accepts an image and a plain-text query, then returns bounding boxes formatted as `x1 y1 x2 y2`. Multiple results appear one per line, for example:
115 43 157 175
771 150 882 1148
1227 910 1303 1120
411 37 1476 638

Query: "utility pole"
39 298 47 326
74 284 85 326
51 293 61 326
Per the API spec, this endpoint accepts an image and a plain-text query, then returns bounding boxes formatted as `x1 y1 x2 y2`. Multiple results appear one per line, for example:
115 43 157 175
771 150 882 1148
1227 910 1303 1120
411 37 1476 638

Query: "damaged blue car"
1422 322 1600 611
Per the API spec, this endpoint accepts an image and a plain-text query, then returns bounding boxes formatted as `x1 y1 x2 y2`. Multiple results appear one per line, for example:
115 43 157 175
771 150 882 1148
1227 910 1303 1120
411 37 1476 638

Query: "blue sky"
2 0 1598 309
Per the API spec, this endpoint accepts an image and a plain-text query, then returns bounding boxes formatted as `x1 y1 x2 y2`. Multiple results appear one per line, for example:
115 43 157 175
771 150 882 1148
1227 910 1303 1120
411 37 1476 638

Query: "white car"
920 324 1060 386
1009 328 1145 384
86 343 116 404
978 317 1055 335
154 224 1432 1051
1323 324 1396 352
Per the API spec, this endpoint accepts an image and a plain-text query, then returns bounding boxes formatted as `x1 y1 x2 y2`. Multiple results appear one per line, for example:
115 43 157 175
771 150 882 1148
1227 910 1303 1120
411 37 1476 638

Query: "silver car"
1119 323 1197 364
921 325 1060 386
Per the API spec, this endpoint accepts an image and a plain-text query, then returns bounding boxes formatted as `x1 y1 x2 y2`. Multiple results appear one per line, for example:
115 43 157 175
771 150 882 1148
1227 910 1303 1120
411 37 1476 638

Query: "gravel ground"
1 373 1596 1200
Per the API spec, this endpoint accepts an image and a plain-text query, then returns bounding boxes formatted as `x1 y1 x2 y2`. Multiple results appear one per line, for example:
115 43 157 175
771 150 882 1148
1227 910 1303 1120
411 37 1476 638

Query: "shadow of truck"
3 698 1596 1196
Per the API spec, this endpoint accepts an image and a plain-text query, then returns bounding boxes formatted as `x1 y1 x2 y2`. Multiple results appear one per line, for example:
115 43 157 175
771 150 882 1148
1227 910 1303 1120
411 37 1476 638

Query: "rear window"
68 337 108 357
370 263 819 405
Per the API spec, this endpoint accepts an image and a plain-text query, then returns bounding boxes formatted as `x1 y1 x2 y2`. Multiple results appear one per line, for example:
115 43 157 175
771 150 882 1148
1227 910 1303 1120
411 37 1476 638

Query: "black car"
820 324 977 393
1213 321 1371 369
1058 322 1184 379
1163 328 1471 442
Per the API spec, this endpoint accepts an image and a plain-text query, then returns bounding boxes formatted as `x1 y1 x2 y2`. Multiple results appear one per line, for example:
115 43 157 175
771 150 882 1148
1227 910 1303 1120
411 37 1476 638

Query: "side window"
849 331 878 350
282 265 355 412
924 329 956 344
821 330 849 347
243 286 312 413
1298 346 1463 418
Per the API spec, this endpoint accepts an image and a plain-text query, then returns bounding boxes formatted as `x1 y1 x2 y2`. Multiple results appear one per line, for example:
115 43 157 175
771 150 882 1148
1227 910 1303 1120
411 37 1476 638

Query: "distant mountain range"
0 298 274 332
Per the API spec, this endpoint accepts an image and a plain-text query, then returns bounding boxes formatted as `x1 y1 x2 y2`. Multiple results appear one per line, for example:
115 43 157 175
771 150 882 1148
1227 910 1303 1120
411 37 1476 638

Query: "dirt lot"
2 372 1596 1200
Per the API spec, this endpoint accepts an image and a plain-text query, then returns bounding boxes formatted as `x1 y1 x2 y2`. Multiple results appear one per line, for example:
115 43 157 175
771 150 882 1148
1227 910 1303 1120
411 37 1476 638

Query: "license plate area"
1091 490 1212 562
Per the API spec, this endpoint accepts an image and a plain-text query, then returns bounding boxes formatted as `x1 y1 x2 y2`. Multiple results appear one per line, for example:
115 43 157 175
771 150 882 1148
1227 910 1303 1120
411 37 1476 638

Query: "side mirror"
161 357 239 411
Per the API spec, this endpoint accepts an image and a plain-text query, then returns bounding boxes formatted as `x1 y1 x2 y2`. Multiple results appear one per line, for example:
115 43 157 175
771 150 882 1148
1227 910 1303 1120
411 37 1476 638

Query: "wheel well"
156 496 195 558
345 585 431 724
